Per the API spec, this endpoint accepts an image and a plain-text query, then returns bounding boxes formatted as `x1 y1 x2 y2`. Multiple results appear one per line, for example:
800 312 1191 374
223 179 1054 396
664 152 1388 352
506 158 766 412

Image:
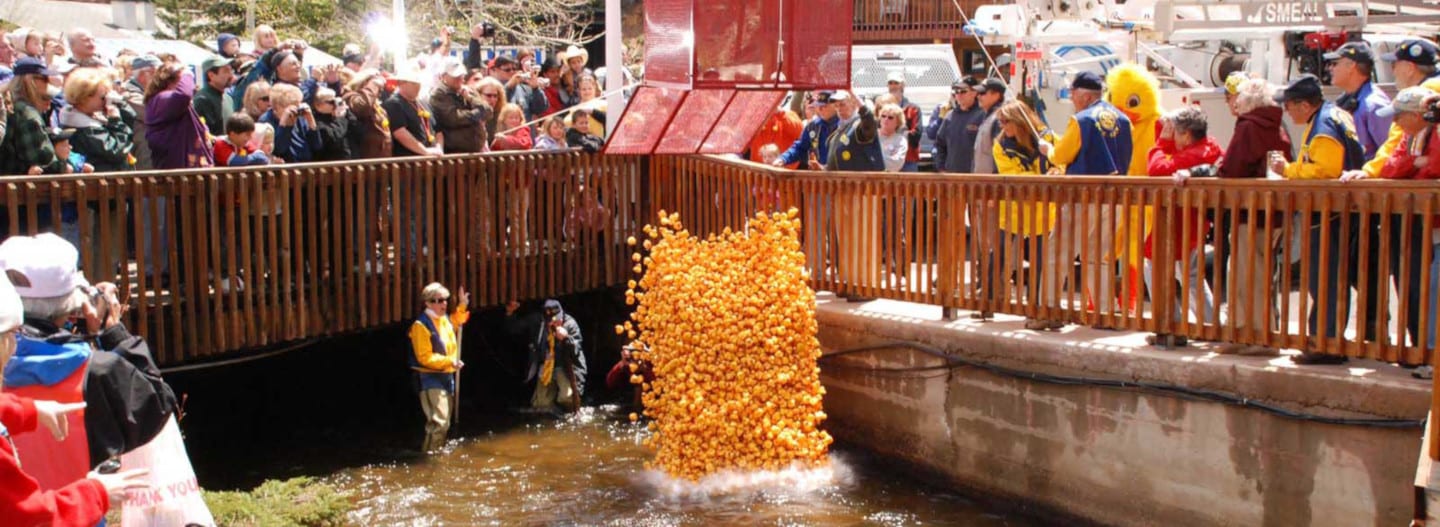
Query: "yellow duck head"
1104 63 1161 125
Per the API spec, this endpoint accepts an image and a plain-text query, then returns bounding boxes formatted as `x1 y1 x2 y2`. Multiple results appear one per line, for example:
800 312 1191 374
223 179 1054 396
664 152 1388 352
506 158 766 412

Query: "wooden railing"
0 153 646 366
852 0 976 42
656 155 1440 364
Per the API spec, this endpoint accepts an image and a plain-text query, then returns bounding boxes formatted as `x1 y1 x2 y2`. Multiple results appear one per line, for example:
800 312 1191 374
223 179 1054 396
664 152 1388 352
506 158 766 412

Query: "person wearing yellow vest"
526 299 586 413
407 282 469 453
1269 75 1366 365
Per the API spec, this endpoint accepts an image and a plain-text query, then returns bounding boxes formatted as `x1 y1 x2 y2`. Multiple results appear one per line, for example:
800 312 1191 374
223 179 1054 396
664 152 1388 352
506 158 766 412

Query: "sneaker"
1024 319 1066 331
1412 365 1434 380
1146 334 1188 348
969 310 994 321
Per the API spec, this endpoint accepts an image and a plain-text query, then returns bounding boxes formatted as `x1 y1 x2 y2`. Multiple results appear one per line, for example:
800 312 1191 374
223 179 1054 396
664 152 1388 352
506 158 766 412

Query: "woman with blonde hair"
876 103 908 172
989 100 1059 329
474 77 508 139
242 80 272 120
1 60 65 174
343 69 393 158
60 67 136 172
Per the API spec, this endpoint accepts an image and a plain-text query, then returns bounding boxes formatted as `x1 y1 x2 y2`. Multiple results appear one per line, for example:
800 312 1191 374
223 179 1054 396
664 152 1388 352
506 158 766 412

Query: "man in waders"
408 282 469 453
526 299 585 413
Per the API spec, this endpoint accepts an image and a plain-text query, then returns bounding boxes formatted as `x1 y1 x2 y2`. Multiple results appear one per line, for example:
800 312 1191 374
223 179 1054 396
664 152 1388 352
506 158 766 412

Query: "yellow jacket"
409 306 470 373
994 130 1060 236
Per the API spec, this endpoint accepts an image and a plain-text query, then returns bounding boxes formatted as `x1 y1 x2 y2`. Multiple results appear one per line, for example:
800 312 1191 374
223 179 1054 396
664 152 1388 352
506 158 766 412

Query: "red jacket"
1380 125 1440 227
1146 136 1224 259
492 128 534 152
747 110 804 168
0 393 109 527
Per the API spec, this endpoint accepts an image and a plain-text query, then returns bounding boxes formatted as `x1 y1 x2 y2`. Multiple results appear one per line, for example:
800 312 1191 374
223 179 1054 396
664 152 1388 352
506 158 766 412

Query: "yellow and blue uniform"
408 306 469 391
1284 102 1366 179
1050 100 1132 176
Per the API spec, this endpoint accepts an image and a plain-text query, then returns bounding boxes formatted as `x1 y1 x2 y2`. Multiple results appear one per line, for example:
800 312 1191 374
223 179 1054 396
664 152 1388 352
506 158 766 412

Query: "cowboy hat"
559 45 589 65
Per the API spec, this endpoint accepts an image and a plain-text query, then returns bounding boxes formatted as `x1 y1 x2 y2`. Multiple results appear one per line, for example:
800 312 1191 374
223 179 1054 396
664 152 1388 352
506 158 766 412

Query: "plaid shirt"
0 101 63 175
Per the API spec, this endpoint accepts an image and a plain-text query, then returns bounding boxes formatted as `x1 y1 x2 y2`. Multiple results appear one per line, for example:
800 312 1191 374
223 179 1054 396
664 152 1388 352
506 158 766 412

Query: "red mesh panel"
604 87 688 154
655 89 737 154
693 0 782 88
784 0 852 89
700 91 786 154
643 0 694 87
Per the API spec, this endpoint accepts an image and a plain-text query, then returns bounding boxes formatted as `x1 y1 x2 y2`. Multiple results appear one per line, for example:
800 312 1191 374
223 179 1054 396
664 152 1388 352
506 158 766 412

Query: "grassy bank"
203 476 352 527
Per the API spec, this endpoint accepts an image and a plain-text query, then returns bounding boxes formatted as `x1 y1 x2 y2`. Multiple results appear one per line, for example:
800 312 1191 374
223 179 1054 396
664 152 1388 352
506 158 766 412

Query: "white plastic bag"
120 416 216 527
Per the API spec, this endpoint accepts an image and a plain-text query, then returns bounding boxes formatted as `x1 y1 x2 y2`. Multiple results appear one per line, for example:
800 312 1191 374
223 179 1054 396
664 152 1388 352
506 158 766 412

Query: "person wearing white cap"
383 71 443 157
0 270 151 526
0 233 178 474
430 59 492 154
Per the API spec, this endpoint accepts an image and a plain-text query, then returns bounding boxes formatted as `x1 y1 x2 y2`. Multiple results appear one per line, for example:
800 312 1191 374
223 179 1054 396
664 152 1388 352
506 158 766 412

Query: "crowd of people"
0 22 611 180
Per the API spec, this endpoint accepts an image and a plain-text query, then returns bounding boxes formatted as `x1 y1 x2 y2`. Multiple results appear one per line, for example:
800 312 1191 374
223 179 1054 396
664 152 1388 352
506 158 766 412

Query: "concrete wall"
816 298 1427 527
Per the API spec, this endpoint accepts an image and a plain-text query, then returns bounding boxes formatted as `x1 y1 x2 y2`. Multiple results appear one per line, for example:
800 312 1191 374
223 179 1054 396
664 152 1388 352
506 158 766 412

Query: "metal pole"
246 0 255 33
394 0 409 72
605 0 625 134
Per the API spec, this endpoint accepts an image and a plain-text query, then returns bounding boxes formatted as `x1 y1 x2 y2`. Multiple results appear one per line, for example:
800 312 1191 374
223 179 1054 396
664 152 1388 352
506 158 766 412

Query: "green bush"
203 476 353 527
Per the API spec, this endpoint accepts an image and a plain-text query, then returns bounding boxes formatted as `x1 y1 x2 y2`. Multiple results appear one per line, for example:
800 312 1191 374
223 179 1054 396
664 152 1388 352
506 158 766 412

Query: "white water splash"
636 455 855 500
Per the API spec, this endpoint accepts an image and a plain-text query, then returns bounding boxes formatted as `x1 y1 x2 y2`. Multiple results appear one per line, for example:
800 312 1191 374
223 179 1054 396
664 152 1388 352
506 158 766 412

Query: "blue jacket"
1065 100 1132 176
934 103 985 173
779 115 840 167
260 110 323 163
1349 82 1393 158
829 108 884 172
1305 102 1367 172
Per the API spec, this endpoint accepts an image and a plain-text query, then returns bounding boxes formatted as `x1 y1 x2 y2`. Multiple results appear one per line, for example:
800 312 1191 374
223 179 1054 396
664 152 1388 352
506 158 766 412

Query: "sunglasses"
881 114 898 120
427 297 450 303
498 67 516 73
481 92 500 98
260 96 270 102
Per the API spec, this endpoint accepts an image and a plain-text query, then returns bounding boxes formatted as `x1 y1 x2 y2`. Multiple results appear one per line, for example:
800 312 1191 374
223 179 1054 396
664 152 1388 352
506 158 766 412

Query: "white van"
851 44 965 162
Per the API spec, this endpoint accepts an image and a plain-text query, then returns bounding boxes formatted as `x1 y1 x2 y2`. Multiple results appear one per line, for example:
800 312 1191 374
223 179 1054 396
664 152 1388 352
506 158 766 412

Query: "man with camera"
492 55 550 123
520 299 586 413
430 60 492 154
0 233 177 490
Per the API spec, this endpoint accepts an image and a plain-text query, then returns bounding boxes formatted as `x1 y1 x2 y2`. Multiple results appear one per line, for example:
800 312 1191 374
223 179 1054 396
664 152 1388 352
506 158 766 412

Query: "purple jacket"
144 71 214 170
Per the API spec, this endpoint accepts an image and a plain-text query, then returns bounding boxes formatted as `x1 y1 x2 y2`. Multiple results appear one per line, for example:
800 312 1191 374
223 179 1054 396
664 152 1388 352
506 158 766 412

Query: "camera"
297 103 312 114
1425 98 1440 124
478 22 496 38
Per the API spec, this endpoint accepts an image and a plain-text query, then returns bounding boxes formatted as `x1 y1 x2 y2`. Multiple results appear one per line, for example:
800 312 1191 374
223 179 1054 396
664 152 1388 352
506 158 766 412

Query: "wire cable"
819 342 1426 429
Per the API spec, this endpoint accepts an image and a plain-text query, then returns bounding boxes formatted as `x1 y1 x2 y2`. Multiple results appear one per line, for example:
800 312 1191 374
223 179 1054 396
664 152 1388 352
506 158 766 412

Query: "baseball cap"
442 60 467 78
952 77 979 92
0 233 90 299
1273 74 1323 103
201 55 230 74
1323 42 1376 65
1071 71 1104 91
810 90 835 105
12 57 57 78
1382 39 1439 66
131 55 161 72
977 78 1007 95
886 71 905 84
1377 86 1438 118
1220 71 1249 95
831 90 851 102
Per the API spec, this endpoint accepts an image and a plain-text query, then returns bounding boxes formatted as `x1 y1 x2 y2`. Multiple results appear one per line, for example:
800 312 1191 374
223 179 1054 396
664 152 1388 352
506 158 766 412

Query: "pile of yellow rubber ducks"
618 208 831 481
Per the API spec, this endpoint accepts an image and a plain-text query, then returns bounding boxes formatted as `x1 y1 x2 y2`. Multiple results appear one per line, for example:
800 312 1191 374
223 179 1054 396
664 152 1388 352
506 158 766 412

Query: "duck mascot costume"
1105 63 1163 313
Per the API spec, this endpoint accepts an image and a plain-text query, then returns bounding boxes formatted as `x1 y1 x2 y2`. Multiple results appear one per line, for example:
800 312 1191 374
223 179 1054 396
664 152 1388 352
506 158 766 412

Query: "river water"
324 406 1041 526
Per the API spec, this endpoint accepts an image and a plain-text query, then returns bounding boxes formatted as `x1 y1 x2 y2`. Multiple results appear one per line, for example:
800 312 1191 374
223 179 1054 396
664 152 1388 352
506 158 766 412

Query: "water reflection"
327 406 1038 526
